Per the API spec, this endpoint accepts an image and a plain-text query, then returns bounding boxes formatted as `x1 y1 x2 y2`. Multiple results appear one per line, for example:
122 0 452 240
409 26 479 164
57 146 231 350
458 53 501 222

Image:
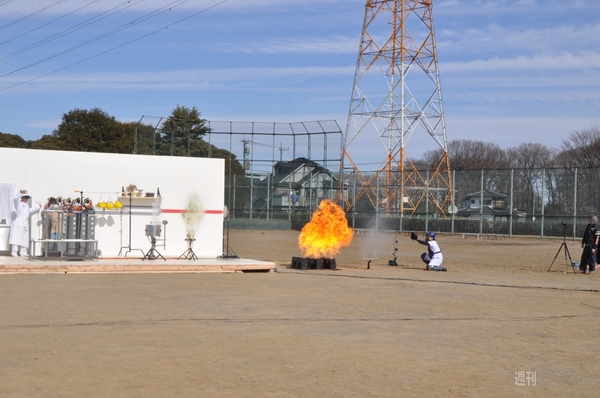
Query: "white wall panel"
0 148 224 258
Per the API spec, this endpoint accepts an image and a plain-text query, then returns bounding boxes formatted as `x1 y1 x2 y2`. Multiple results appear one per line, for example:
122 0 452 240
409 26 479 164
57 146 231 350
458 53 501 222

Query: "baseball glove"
410 231 418 241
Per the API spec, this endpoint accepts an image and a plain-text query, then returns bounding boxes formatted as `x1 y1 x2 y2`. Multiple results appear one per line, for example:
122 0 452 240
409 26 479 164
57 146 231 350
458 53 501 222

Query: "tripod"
547 223 575 273
143 236 166 261
220 213 238 259
118 193 145 258
178 237 198 260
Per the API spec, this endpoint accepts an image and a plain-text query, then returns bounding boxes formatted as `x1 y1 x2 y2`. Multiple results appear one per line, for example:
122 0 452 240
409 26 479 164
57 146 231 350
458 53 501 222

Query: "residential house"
456 189 526 221
251 158 340 212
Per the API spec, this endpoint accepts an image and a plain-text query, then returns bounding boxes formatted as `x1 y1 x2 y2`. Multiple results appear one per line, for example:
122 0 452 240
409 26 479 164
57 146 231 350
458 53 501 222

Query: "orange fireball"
298 199 353 258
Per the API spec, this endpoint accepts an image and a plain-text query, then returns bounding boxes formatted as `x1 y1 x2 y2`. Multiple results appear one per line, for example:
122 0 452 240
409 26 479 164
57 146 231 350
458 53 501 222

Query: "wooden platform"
0 256 277 274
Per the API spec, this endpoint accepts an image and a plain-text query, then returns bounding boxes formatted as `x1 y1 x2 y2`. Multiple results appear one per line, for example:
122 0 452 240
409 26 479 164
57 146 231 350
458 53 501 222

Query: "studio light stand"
142 223 165 261
220 206 238 259
178 237 198 260
118 192 145 258
547 222 574 273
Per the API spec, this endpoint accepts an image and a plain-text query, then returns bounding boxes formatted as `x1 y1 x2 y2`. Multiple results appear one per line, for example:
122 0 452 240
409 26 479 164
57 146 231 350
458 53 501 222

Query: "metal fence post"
250 177 254 220
425 170 430 232
451 169 455 235
232 176 236 219
288 175 292 221
509 168 514 237
152 127 156 156
352 171 357 229
375 171 380 230
479 169 484 235
541 168 545 238
308 170 319 215
266 174 271 220
573 167 578 239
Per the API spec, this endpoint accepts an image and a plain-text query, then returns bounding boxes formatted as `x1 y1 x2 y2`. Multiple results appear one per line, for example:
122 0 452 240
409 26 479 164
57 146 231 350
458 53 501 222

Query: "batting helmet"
427 231 436 239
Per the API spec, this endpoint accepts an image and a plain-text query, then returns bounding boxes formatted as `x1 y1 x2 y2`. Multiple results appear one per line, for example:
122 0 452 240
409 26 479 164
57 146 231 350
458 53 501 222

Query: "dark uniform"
580 219 598 274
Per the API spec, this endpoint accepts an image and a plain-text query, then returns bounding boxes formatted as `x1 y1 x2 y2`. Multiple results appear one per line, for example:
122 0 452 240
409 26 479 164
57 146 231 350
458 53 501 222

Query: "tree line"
0 105 245 177
419 126 600 216
0 105 249 216
1 108 598 217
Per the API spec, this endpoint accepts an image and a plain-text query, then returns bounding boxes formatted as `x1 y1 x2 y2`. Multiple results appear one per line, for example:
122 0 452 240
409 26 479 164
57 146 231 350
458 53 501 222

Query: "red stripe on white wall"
161 209 223 214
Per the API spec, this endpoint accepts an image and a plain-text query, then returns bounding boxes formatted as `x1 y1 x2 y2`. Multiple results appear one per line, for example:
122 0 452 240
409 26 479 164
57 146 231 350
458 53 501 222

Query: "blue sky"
1 0 599 163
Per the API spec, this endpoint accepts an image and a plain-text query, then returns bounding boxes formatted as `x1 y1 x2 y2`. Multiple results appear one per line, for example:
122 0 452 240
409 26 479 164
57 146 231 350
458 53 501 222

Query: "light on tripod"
118 191 144 258
221 205 238 259
142 223 165 261
145 224 161 237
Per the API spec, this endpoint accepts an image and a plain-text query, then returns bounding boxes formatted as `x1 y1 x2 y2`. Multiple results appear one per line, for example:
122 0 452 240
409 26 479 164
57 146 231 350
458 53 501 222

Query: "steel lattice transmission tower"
339 0 452 221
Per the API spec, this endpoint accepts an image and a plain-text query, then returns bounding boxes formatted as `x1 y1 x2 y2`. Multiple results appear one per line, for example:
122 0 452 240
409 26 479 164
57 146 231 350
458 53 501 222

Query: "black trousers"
580 244 596 273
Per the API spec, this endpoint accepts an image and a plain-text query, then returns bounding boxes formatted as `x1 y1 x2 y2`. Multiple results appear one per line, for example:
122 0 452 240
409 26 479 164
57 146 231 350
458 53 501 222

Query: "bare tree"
559 126 600 168
423 139 509 170
558 127 600 215
544 151 576 215
422 139 510 207
506 143 556 214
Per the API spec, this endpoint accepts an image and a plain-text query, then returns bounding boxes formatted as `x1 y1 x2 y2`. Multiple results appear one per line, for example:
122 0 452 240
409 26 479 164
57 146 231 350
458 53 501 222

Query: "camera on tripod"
548 221 573 273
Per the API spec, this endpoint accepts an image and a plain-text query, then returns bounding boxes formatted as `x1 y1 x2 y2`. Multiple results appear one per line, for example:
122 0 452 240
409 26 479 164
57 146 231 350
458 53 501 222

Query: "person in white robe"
9 190 41 258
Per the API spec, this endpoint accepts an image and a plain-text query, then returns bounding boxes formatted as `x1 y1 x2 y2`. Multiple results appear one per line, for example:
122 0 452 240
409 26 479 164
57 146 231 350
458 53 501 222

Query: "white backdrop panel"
0 148 224 257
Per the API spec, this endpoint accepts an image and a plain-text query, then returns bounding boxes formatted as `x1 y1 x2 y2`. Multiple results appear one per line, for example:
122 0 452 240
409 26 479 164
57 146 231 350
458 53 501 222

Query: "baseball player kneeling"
411 231 446 271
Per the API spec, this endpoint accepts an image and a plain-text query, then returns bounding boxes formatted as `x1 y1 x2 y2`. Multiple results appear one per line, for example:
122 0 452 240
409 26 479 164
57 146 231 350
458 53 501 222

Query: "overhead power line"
0 0 148 61
0 0 101 47
0 0 229 93
0 0 69 31
0 0 16 10
0 0 187 74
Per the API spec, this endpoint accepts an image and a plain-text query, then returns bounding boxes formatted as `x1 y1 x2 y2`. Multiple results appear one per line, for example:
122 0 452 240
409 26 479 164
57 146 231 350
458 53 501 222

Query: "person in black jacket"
579 216 598 274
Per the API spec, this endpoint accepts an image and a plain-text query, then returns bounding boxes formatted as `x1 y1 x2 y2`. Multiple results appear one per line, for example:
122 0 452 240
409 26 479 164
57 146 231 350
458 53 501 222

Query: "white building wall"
0 148 224 258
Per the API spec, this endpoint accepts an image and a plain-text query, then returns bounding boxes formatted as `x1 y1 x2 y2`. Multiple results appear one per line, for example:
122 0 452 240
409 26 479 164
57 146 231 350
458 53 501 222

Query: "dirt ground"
1 230 599 397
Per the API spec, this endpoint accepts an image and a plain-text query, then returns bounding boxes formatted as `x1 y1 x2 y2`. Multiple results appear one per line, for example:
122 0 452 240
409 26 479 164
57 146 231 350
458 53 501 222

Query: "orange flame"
298 199 353 258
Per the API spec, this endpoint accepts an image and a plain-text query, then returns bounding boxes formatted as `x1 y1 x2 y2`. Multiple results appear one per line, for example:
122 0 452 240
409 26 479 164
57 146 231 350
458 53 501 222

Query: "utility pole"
278 142 289 162
240 139 251 174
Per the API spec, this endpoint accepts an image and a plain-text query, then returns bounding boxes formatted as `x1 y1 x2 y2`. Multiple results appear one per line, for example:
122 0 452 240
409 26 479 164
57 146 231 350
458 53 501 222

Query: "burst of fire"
298 199 353 258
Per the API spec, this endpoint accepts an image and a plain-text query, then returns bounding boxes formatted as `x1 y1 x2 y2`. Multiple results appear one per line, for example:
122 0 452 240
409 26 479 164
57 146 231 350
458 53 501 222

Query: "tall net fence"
224 165 598 240
134 119 344 220
341 166 594 240
133 117 597 239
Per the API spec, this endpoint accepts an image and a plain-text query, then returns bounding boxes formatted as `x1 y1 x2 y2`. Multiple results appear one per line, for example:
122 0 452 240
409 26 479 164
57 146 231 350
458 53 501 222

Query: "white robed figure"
9 190 41 258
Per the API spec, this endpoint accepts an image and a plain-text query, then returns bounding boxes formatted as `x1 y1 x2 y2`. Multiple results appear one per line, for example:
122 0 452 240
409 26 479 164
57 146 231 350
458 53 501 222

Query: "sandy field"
1 229 599 397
